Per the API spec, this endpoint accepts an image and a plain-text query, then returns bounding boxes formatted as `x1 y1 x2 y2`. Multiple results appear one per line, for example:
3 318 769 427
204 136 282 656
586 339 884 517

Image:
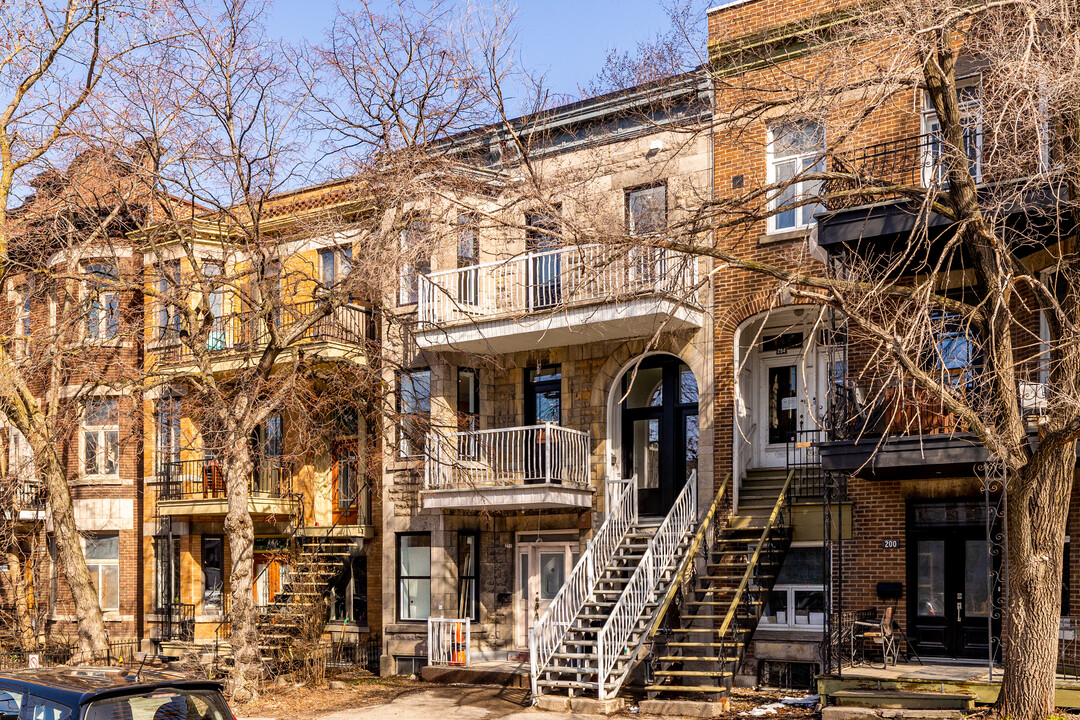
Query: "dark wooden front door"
907 501 1000 659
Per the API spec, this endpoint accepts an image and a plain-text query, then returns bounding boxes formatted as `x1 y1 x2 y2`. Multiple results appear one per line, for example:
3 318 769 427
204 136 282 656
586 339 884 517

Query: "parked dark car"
0 666 232 720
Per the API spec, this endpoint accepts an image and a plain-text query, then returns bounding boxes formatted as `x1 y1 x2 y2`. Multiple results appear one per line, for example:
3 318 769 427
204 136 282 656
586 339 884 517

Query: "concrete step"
829 690 976 711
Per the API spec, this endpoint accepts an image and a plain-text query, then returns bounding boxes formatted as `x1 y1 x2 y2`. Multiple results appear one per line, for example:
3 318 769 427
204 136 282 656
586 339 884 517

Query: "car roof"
0 667 223 708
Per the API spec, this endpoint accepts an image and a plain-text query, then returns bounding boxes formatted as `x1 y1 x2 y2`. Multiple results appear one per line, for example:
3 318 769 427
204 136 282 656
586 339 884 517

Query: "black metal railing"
0 639 140 671
823 608 878 672
158 458 293 501
328 634 381 674
787 429 827 499
159 602 196 642
156 301 373 363
823 131 983 210
15 481 45 511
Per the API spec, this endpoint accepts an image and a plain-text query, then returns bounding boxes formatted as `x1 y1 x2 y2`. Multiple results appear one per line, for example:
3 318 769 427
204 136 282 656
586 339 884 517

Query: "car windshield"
83 688 230 720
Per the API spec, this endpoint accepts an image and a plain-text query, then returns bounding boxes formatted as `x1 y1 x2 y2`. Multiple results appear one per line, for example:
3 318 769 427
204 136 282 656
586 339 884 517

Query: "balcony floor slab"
420 483 593 511
415 297 702 354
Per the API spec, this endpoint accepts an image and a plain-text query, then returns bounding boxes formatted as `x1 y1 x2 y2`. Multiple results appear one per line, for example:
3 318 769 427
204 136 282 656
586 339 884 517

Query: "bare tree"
0 0 182 658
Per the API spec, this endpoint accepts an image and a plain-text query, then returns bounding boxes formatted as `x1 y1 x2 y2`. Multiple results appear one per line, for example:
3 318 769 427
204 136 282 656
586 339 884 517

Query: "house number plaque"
881 538 900 549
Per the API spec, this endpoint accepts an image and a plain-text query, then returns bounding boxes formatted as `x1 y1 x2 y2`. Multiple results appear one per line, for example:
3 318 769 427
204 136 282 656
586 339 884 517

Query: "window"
83 398 119 477
397 369 431 458
320 246 353 288
202 261 226 350
13 282 32 355
929 311 980 388
768 121 825 233
457 368 480 433
24 695 71 720
922 82 982 186
0 687 23 720
526 211 562 309
157 260 181 341
525 365 561 425
458 532 479 622
83 532 119 612
761 546 827 629
399 220 430 306
154 536 181 613
156 396 181 474
84 263 119 340
201 536 224 611
457 215 480 305
397 533 431 621
627 185 667 235
8 425 35 482
251 413 284 494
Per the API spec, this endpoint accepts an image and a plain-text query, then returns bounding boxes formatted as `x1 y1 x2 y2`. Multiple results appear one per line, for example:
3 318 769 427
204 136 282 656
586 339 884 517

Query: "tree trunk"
224 448 259 702
3 551 37 651
997 444 1076 720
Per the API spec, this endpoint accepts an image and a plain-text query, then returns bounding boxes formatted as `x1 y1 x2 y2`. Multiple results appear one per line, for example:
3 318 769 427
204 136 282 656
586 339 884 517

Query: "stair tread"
644 685 730 693
655 670 734 678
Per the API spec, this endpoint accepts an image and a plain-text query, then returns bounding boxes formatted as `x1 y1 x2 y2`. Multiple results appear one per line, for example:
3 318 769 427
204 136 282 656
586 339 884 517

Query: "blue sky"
264 0 690 100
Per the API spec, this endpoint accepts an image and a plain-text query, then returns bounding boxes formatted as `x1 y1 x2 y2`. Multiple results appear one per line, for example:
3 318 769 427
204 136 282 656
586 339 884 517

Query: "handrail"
596 470 698 700
647 472 731 637
529 475 638 699
716 470 794 640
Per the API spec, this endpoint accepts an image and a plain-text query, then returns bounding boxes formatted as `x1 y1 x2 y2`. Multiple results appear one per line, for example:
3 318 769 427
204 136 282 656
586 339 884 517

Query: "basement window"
761 545 826 629
759 660 816 690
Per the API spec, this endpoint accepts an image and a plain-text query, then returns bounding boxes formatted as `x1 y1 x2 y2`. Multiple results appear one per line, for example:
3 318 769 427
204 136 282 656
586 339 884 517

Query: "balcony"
818 381 990 479
817 132 1071 251
415 245 702 354
5 480 45 522
154 300 372 372
156 458 299 517
421 423 593 510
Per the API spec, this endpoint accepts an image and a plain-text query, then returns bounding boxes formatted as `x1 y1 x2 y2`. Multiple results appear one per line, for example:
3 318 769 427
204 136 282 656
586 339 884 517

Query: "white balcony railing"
428 617 471 667
424 423 590 490
418 244 698 327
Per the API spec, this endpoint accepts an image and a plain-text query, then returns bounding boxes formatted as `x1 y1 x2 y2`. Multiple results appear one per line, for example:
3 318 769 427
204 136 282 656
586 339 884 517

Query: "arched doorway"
618 354 699 516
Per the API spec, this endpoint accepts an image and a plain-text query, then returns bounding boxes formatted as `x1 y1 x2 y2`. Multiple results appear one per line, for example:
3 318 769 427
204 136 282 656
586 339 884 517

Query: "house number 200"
881 539 900 549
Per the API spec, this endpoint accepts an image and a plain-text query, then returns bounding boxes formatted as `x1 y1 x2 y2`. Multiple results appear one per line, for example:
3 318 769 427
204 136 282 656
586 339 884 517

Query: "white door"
514 542 577 649
754 353 819 468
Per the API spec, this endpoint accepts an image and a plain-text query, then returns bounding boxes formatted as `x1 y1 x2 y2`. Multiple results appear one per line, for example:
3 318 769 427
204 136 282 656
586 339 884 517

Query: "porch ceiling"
420 483 594 511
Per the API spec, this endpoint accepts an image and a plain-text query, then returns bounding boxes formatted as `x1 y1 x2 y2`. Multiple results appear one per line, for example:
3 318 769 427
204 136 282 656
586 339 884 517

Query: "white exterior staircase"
529 472 699 701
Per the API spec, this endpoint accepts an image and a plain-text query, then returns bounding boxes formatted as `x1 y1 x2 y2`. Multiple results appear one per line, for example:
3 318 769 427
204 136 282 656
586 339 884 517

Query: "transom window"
768 121 825 233
83 398 119 477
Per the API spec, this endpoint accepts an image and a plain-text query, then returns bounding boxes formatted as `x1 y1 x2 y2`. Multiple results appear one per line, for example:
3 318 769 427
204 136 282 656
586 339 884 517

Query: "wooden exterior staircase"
642 469 794 707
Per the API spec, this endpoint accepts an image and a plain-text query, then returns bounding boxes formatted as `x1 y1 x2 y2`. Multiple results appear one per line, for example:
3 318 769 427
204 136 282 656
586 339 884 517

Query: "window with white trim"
921 81 982 186
761 545 827 629
83 532 120 611
83 398 119 477
399 220 430 306
768 121 825 233
8 425 35 482
84 263 120 340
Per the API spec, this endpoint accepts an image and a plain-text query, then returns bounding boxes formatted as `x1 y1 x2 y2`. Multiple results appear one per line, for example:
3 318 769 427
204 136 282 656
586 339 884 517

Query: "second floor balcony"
415 244 702 354
157 457 299 517
154 300 373 373
421 423 594 510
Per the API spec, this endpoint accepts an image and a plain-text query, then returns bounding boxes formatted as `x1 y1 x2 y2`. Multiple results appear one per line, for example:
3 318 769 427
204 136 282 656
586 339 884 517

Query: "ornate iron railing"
158 457 293 501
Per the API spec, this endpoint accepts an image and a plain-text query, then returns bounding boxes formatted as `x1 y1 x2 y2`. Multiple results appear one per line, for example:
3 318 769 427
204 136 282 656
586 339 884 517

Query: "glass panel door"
767 364 798 445
916 540 945 617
